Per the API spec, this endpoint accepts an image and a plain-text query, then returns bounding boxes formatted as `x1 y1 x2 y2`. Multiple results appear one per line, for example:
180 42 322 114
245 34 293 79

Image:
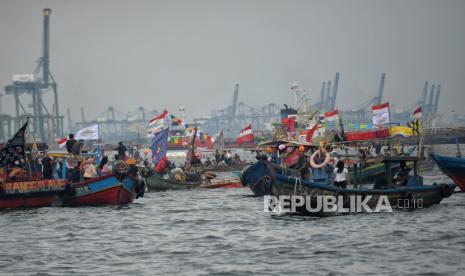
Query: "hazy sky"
1 0 464 125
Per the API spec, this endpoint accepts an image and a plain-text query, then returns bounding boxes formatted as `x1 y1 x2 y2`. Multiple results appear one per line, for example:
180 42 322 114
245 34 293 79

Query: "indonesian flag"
412 107 422 119
324 110 339 122
58 137 68 148
149 110 169 126
147 110 170 137
236 124 254 144
372 102 390 125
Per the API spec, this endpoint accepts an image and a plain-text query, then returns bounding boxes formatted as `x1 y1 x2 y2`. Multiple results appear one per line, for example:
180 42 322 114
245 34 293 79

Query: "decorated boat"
431 153 465 191
0 121 144 209
244 156 455 215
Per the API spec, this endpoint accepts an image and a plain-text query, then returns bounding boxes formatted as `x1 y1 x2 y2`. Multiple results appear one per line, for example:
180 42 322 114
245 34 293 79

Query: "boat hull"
0 179 68 209
431 154 465 191
66 175 138 206
145 174 202 191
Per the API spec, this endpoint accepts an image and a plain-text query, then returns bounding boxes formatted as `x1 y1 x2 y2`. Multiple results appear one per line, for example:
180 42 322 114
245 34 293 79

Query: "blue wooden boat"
243 156 455 215
431 153 465 191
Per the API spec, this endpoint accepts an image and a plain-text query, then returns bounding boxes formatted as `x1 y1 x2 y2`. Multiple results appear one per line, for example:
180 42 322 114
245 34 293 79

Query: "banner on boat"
372 102 390 126
2 179 67 195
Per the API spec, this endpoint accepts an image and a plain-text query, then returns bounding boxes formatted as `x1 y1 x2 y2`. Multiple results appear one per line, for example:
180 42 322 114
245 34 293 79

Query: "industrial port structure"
1 9 63 143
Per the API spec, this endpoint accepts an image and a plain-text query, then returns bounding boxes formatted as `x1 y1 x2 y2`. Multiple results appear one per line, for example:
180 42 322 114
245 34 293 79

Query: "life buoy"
310 150 330 169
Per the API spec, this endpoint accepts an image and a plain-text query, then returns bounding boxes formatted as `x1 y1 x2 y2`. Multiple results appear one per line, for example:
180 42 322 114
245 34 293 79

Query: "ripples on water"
1 187 465 276
1 146 465 275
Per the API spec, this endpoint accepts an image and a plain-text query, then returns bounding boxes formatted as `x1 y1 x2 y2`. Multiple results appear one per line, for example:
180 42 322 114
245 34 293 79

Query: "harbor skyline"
0 0 464 126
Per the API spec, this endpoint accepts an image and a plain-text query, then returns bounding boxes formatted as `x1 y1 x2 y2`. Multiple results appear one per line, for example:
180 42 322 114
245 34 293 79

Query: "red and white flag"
149 110 169 126
412 107 422 119
324 110 339 122
147 110 170 137
236 124 254 144
372 102 390 125
57 137 68 148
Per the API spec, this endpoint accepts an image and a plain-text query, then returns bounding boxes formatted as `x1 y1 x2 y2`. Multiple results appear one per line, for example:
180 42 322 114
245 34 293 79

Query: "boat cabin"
381 156 422 188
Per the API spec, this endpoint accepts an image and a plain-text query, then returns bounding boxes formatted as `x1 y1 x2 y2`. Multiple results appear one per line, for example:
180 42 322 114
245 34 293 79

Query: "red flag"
57 137 68 148
237 124 254 144
412 107 422 119
149 110 169 126
324 110 339 122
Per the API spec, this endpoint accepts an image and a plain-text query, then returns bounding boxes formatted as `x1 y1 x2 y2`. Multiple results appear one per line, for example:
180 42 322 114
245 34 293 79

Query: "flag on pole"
75 124 99 140
324 110 339 122
58 137 68 148
149 110 169 126
236 124 254 144
0 121 28 168
151 129 169 165
412 107 422 119
372 102 390 125
147 111 170 137
212 130 224 149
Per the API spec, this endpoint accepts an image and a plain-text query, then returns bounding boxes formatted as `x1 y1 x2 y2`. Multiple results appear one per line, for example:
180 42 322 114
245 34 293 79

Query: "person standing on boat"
82 158 98 180
41 152 54 180
71 139 84 155
115 141 127 160
65 134 77 153
294 146 310 179
333 160 350 188
99 156 110 175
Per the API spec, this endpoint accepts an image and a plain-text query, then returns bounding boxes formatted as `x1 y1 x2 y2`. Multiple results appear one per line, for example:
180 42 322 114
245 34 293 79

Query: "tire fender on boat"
310 150 331 169
440 184 452 198
135 180 146 199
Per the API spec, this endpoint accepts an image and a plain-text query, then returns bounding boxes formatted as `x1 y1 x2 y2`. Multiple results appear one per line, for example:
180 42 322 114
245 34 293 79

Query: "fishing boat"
144 173 202 191
63 170 143 206
431 154 465 191
244 156 455 215
144 172 242 191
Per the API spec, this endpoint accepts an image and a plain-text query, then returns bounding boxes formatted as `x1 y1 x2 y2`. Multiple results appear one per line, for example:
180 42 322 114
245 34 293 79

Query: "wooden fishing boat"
63 174 142 206
201 176 242 189
0 174 143 209
204 162 248 173
144 171 243 191
144 173 203 191
431 153 465 191
244 156 455 215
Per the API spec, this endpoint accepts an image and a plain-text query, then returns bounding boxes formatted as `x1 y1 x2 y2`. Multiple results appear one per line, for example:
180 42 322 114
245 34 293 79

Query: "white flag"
75 124 99 140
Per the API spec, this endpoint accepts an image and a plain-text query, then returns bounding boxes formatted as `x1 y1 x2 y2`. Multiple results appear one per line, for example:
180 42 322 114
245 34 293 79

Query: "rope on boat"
293 177 302 195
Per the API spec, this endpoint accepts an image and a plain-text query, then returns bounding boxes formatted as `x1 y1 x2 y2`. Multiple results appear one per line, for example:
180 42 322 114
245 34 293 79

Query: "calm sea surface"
1 145 465 276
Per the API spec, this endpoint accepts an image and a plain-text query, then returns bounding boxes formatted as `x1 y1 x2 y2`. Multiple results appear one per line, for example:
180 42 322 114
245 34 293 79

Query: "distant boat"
143 172 242 191
431 154 465 191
